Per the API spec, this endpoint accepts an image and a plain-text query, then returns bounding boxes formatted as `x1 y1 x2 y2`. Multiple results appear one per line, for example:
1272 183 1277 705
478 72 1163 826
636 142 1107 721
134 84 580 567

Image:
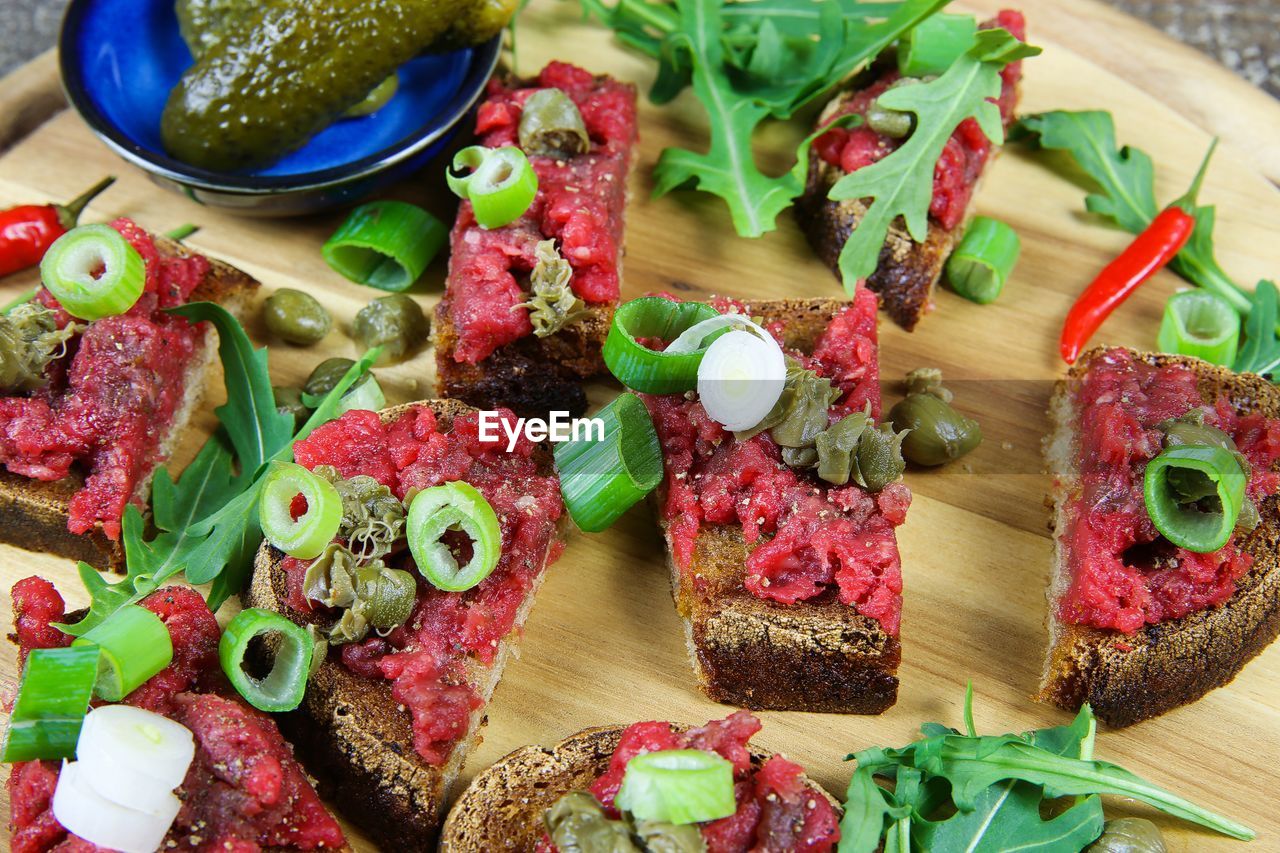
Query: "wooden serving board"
2 1 1279 849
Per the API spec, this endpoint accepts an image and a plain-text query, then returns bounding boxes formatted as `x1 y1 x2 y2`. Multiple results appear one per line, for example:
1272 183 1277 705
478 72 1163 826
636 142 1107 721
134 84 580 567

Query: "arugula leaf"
168 302 294 481
1016 110 1256 316
1234 281 1280 378
829 29 1040 284
915 784 1104 853
581 0 950 238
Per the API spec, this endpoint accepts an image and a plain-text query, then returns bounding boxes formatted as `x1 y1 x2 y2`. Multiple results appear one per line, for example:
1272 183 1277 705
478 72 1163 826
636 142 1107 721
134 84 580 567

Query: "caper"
889 368 982 467
855 424 908 491
263 288 332 346
766 363 839 447
815 411 871 485
519 88 590 158
0 303 79 393
1085 817 1167 853
355 566 416 630
866 77 922 139
1158 413 1238 453
304 357 371 398
544 792 640 853
633 819 706 852
274 386 311 430
351 294 429 364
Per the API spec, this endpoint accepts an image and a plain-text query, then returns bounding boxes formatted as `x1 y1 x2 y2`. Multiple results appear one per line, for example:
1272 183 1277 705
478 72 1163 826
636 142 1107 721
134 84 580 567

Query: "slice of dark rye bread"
438 725 841 851
794 82 1013 332
1040 348 1280 728
0 234 258 569
244 399 565 851
659 297 900 715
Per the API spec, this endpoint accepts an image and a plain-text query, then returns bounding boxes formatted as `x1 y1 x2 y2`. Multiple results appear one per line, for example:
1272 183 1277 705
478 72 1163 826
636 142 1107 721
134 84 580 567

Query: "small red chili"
1059 139 1218 364
0 176 116 278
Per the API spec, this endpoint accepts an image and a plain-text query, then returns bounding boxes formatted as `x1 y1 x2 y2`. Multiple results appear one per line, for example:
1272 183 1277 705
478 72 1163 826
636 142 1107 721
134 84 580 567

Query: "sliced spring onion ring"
897 12 978 76
602 297 722 394
554 392 663 533
71 605 173 702
1143 444 1246 553
53 760 181 853
697 328 787 431
407 481 502 591
40 224 145 321
946 216 1021 304
615 749 737 825
259 461 343 559
76 705 194 813
334 373 387 415
219 608 314 713
322 201 446 292
1158 290 1240 366
2 644 100 762
665 312 757 354
446 145 539 230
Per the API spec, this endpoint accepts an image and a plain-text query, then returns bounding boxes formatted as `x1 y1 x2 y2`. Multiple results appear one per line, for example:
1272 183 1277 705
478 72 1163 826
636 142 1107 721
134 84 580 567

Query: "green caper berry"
633 819 706 852
304 357 370 398
866 101 914 138
855 424 907 491
545 792 640 852
263 288 332 346
890 390 983 467
274 385 311 430
356 566 416 630
352 294 429 364
1085 818 1167 853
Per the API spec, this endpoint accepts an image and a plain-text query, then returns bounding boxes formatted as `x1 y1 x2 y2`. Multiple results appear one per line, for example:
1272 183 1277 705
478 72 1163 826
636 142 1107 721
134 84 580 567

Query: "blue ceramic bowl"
59 0 500 216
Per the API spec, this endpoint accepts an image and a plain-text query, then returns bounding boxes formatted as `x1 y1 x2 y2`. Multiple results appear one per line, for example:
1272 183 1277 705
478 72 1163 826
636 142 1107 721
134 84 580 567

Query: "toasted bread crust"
0 235 258 569
657 298 900 714
439 725 840 851
1040 348 1280 727
245 400 562 850
433 301 612 418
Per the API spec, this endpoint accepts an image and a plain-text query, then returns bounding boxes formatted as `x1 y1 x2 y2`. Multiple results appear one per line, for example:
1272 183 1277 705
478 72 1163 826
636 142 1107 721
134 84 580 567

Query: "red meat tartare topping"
0 218 209 539
539 712 839 852
644 288 908 634
286 405 563 765
814 10 1026 231
1062 349 1280 633
446 61 637 363
7 581 346 853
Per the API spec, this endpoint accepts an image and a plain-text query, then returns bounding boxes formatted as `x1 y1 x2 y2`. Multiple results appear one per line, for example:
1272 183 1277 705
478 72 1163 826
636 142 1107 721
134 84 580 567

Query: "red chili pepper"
1058 138 1219 364
0 177 116 278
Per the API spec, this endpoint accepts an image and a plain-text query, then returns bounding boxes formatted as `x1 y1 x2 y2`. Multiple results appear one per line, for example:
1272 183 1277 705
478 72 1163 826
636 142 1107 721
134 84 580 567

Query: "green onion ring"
322 201 446 292
602 297 722 394
554 392 663 533
615 748 737 825
71 605 173 703
1157 290 1240 366
1143 444 1247 553
407 481 502 591
40 224 145 321
2 644 100 762
259 462 343 559
946 216 1021 304
219 608 314 713
897 12 978 76
446 145 540 230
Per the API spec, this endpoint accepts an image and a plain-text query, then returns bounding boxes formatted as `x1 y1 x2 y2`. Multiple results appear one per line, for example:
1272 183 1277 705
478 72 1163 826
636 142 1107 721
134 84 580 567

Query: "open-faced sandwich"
244 400 565 848
601 289 908 713
440 711 841 851
7 578 348 852
1042 346 1280 726
797 10 1027 330
0 219 257 567
435 62 637 417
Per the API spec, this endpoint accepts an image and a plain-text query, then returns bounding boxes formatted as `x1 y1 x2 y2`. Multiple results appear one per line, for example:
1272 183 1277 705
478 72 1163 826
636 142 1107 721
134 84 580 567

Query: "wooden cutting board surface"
1 1 1279 849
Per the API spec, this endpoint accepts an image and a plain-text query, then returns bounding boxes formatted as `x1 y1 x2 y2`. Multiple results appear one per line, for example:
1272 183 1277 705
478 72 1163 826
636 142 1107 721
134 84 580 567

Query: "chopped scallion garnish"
407 481 502 591
554 392 663 533
259 461 344 560
946 216 1021 304
897 12 978 77
2 644 100 762
219 608 314 713
72 605 173 702
322 201 446 292
602 297 722 394
40 224 145 320
1158 290 1240 366
1144 444 1246 553
615 749 737 825
446 145 539 230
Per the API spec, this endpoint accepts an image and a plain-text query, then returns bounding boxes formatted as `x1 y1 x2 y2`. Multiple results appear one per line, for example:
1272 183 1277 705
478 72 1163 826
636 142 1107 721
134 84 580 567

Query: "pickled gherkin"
162 0 517 171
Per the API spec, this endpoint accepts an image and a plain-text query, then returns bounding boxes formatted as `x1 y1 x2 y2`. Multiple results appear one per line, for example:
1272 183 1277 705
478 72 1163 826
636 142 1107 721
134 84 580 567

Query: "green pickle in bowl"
162 0 517 172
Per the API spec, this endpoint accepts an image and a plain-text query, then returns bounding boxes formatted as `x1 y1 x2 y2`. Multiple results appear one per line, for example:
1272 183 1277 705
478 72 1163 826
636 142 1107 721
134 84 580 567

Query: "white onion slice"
696 328 787 431
53 761 181 853
76 705 194 813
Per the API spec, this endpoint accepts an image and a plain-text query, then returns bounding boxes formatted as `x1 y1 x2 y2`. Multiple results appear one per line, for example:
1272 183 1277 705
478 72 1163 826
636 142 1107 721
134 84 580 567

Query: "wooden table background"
1 0 1279 849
